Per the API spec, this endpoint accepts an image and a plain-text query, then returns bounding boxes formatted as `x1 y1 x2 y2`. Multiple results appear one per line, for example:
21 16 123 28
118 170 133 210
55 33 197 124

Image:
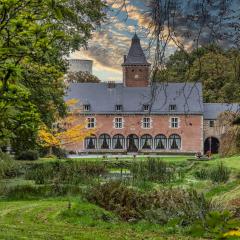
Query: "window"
83 104 90 111
142 117 151 129
140 134 153 149
209 120 215 127
99 134 111 149
170 117 179 128
86 117 96 129
155 134 167 149
85 135 97 149
113 134 125 149
169 104 177 111
115 105 123 111
169 134 181 150
143 104 150 111
114 117 124 129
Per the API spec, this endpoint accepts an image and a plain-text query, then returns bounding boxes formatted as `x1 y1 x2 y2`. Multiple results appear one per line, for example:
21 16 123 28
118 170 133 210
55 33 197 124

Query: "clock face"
134 74 139 79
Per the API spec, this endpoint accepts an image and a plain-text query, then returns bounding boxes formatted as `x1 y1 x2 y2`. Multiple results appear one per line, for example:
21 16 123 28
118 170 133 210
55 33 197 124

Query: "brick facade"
66 114 203 154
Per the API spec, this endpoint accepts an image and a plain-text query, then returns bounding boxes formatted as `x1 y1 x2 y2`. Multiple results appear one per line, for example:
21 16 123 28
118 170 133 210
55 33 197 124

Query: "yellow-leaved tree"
37 99 95 153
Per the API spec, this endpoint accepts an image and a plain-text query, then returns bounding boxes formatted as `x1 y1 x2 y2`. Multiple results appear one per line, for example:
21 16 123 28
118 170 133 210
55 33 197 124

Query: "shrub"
86 181 144 221
209 163 230 183
189 210 240 238
16 150 39 160
86 181 212 224
25 160 108 184
0 152 19 179
52 147 67 159
194 168 209 180
130 158 177 183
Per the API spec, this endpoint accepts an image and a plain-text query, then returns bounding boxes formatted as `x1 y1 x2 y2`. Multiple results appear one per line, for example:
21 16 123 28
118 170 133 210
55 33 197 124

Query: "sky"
70 0 240 82
70 0 159 82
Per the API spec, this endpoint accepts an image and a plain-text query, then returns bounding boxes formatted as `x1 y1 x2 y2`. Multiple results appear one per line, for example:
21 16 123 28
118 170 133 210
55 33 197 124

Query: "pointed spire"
122 34 150 66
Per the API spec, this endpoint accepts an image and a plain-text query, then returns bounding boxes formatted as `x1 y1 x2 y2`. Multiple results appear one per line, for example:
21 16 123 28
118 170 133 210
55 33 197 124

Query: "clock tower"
122 34 151 87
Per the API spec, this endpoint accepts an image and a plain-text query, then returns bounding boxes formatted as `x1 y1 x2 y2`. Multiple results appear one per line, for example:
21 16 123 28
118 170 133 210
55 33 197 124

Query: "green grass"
0 198 198 240
1 154 239 239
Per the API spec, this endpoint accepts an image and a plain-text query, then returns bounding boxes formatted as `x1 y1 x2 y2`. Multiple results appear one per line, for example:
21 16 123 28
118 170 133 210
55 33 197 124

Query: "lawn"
0 154 240 239
0 199 197 240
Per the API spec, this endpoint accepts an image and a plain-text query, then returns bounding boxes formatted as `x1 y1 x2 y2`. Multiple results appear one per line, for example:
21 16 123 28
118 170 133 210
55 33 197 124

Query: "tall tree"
160 46 240 103
0 0 105 149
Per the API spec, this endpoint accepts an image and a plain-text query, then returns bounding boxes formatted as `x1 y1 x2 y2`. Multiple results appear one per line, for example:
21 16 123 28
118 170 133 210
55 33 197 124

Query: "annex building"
65 34 239 154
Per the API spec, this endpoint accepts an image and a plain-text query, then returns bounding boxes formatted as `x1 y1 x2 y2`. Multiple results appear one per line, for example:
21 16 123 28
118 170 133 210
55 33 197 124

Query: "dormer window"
143 104 149 111
115 105 123 111
83 104 90 112
169 104 177 111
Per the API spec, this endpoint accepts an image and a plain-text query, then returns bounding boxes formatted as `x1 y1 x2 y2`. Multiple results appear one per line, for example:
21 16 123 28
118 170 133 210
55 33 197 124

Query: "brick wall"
65 114 203 153
123 66 150 87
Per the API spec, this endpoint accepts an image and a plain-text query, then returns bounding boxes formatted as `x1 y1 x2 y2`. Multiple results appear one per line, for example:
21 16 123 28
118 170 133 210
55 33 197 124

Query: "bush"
189 210 240 238
194 168 209 180
194 163 230 183
25 160 108 184
86 181 212 223
0 152 19 179
209 163 230 183
16 150 39 160
130 158 177 183
52 147 67 159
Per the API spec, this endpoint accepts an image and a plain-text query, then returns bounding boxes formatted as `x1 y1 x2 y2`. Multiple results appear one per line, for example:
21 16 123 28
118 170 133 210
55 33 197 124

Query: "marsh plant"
25 160 108 184
130 158 178 184
194 163 230 183
209 163 230 183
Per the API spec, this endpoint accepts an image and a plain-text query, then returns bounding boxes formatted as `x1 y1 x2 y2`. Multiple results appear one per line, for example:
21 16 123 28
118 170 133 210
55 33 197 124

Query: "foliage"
161 46 240 103
0 152 19 179
0 0 105 148
67 71 100 83
189 211 240 239
194 163 230 183
218 112 240 157
130 158 179 183
16 150 39 161
0 83 40 152
25 160 107 184
194 168 209 180
86 181 212 224
37 99 95 150
209 163 231 183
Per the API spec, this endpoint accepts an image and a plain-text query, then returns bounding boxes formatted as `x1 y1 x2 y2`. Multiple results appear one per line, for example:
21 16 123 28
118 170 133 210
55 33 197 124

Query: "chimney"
123 55 127 63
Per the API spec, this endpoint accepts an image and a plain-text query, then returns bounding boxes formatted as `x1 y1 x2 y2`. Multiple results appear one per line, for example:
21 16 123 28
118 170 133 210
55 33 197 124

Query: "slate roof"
65 82 204 115
203 103 240 119
122 34 150 66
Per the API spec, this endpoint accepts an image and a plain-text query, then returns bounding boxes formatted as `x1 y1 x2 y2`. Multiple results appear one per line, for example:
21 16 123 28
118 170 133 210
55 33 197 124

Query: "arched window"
99 134 111 149
169 134 181 150
155 134 167 149
85 135 97 149
140 134 153 149
127 134 139 152
112 134 125 149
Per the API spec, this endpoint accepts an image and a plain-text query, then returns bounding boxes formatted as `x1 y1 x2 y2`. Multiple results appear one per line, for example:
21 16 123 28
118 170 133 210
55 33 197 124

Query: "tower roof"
122 34 150 66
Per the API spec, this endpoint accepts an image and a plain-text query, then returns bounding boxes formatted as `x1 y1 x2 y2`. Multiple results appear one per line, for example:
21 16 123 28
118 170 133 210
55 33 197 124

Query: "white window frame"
113 117 124 129
142 117 152 129
83 104 90 112
170 117 179 128
86 117 96 129
143 104 150 111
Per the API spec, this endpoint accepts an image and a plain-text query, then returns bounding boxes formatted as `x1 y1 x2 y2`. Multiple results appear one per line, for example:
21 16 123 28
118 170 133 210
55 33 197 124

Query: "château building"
65 34 239 154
